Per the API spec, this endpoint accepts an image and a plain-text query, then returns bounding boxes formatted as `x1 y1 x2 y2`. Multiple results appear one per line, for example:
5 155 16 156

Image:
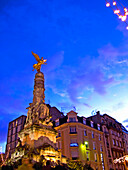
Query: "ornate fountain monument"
11 52 61 163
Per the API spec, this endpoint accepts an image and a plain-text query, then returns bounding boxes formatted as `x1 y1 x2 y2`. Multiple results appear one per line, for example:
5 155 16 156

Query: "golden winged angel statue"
32 51 47 72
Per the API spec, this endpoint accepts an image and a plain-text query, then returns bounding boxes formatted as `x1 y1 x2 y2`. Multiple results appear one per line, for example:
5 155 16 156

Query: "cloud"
123 119 128 123
83 103 92 108
67 66 114 103
46 51 64 72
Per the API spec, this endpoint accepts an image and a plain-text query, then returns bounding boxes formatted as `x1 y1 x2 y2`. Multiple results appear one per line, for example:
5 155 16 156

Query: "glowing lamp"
125 12 128 15
121 15 127 21
85 141 88 145
124 8 127 12
119 15 122 19
125 156 128 161
114 9 120 14
126 26 128 30
106 2 110 7
113 1 116 5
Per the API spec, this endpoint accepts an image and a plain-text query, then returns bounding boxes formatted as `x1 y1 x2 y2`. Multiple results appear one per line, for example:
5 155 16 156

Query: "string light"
121 15 127 21
114 9 120 14
105 0 128 30
106 2 110 7
113 1 116 5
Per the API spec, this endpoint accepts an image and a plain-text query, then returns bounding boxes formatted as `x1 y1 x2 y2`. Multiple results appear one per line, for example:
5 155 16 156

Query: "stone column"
33 72 45 104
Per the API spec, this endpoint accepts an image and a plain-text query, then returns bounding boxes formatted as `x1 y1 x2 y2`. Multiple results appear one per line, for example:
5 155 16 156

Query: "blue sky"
0 0 128 152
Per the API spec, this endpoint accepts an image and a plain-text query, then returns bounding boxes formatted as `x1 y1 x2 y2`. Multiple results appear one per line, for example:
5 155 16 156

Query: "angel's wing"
32 51 40 62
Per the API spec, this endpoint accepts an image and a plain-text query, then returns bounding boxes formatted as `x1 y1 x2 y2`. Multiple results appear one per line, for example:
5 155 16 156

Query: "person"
42 160 52 170
17 157 34 170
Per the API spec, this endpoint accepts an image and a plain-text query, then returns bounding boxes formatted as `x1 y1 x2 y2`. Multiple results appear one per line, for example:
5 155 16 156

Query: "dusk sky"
1 0 128 152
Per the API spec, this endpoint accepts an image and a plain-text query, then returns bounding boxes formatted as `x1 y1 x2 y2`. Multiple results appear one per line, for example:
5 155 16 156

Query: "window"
84 129 87 136
55 119 59 126
116 140 119 146
91 121 93 127
100 154 105 170
83 118 86 125
70 126 77 134
15 133 18 141
93 142 96 150
86 152 89 161
94 153 97 162
70 139 78 147
108 150 111 157
101 119 104 123
58 130 61 137
58 141 61 149
85 141 89 149
97 124 100 130
71 150 78 159
99 135 101 141
100 144 103 151
69 117 76 122
18 126 21 132
113 139 116 146
92 131 94 138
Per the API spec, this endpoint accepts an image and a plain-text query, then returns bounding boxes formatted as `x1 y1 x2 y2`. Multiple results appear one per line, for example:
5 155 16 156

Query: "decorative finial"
32 51 47 72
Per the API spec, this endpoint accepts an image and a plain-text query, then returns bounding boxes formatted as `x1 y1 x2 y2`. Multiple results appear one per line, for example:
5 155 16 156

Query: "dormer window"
97 124 100 130
55 119 59 126
69 117 76 122
91 121 93 127
83 118 86 125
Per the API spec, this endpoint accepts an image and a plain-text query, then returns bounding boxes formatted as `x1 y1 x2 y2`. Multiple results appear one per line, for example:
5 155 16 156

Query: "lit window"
92 131 94 138
69 117 76 122
70 139 78 147
84 129 87 136
70 126 77 133
100 153 105 170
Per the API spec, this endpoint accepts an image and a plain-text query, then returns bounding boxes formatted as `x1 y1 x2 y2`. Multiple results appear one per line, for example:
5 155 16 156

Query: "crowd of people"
0 158 69 170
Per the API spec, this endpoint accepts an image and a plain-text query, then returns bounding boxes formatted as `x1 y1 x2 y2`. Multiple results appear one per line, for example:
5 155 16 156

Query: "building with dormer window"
54 110 108 170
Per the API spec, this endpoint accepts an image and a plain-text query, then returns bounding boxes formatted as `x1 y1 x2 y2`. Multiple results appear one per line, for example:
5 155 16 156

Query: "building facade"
55 110 108 170
5 115 27 157
87 111 128 170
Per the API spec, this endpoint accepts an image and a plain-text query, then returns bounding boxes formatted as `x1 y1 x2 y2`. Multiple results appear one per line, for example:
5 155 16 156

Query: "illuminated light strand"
105 0 128 30
106 2 110 7
114 9 120 14
114 155 128 164
113 1 117 5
